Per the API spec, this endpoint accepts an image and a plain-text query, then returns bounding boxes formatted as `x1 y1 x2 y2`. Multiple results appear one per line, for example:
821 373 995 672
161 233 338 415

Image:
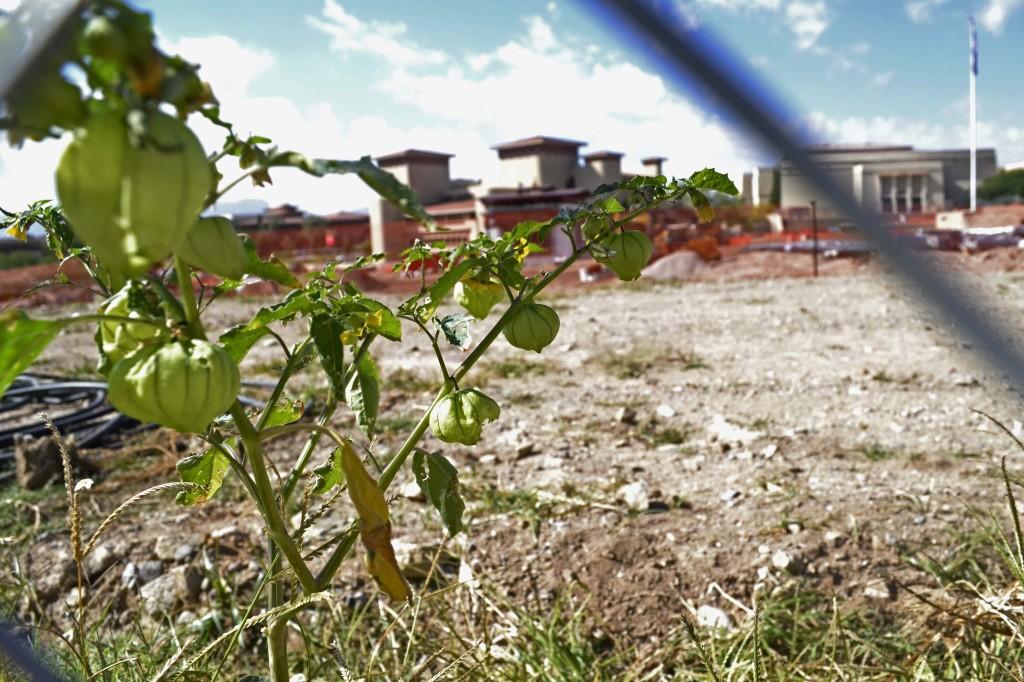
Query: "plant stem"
256 338 311 431
173 255 206 339
266 548 289 682
230 402 318 595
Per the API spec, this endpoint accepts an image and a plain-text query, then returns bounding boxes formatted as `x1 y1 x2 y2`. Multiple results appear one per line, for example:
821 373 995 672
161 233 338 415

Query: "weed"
860 443 895 461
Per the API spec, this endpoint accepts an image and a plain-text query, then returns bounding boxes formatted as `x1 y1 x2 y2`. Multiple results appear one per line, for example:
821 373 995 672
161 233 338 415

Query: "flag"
970 15 978 76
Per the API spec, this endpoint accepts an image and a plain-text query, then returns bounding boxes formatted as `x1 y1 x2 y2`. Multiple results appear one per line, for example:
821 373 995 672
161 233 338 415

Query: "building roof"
491 135 586 152
805 144 913 154
481 187 590 206
584 150 624 161
425 198 476 216
321 210 369 223
375 149 454 167
641 156 667 164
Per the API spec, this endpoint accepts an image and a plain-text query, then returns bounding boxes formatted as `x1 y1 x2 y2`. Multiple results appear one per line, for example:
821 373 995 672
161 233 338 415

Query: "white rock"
696 605 734 630
707 415 762 445
771 550 798 573
863 580 892 600
84 544 118 580
399 481 425 502
616 481 650 511
656 404 676 418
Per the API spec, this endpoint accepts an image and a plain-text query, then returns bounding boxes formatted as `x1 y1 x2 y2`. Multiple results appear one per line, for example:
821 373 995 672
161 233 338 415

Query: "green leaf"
688 168 739 196
309 313 346 397
412 450 465 536
312 447 346 494
273 155 436 229
263 397 304 428
689 189 715 223
345 353 380 438
360 299 402 342
429 260 475 309
435 312 473 351
599 196 625 213
345 253 386 273
239 235 301 288
220 289 317 362
0 312 63 397
176 442 233 505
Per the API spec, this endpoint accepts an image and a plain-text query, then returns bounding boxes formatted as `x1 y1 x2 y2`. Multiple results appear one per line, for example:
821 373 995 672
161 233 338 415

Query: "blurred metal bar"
0 620 64 682
585 0 1024 398
0 0 81 101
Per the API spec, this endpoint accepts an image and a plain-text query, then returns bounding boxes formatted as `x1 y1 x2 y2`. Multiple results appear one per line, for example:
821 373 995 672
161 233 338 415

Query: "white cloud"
849 42 871 55
870 70 894 87
979 0 1024 32
161 34 274 100
905 0 947 23
377 15 759 183
786 1 828 51
306 0 445 66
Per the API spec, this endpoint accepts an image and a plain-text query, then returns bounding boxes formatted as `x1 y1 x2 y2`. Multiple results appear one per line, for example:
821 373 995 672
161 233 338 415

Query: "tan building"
743 144 998 217
368 135 667 256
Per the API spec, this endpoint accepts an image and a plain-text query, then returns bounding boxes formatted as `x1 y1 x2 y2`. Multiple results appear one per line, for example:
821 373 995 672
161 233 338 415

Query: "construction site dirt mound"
641 250 707 280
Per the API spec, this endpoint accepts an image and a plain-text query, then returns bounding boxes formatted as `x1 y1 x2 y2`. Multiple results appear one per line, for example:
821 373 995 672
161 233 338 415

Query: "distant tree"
979 168 1024 201
770 168 781 206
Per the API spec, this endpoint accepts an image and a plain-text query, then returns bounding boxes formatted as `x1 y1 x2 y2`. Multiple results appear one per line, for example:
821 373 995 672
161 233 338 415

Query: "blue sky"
2 0 1022 214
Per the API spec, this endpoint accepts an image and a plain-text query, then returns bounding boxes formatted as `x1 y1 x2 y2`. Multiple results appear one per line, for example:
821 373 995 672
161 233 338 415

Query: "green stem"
230 402 318 594
266 549 289 682
256 338 311 431
173 255 206 340
208 169 258 207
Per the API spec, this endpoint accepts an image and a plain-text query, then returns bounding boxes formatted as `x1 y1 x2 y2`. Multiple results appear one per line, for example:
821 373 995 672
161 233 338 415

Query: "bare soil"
11 253 1024 649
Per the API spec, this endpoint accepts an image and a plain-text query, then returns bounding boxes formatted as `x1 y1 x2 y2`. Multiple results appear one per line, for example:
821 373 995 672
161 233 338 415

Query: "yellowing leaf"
339 442 387 526
363 524 412 602
338 442 412 602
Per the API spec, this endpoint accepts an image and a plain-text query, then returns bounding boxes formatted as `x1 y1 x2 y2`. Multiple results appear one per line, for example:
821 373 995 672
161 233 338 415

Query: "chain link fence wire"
584 0 1024 399
1 0 1023 677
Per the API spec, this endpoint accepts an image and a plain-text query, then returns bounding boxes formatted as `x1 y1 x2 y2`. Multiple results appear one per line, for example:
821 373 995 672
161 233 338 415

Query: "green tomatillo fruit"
176 216 247 280
593 230 653 282
6 69 86 145
430 388 501 445
107 339 240 433
453 276 504 319
98 285 163 364
56 109 212 277
502 302 560 353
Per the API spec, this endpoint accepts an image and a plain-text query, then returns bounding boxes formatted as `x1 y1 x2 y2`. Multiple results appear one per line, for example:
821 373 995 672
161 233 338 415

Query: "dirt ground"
11 251 1024 651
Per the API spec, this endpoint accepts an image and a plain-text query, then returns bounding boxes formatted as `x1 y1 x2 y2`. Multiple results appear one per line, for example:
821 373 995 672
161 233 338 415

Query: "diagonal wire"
0 620 65 682
584 0 1024 400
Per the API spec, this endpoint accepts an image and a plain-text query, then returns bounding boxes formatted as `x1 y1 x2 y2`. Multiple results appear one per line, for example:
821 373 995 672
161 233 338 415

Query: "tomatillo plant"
0 2 738 679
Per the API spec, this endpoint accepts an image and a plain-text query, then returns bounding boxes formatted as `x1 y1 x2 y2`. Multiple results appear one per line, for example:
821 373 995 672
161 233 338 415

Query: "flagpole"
969 16 977 212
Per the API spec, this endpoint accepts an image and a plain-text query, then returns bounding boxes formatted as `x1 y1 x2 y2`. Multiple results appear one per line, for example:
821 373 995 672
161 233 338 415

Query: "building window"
880 174 926 214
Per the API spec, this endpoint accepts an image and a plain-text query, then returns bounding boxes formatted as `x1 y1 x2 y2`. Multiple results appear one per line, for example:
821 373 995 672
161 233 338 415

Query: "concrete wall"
780 148 997 217
497 149 579 189
371 158 451 253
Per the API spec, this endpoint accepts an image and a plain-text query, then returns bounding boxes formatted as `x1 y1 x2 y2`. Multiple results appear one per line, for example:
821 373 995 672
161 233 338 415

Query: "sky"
1 0 1022 215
